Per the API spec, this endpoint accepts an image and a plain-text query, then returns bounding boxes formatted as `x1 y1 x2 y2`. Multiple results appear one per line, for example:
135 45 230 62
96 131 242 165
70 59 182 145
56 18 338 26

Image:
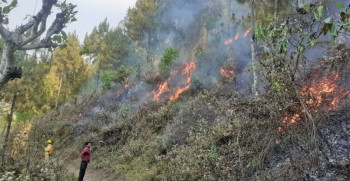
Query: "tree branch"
19 14 49 47
43 12 66 42
15 0 58 35
18 40 57 50
16 1 66 50
0 25 12 42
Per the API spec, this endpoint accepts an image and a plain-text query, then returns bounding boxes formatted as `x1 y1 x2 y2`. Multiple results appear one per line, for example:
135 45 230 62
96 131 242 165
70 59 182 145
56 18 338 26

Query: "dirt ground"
67 163 121 181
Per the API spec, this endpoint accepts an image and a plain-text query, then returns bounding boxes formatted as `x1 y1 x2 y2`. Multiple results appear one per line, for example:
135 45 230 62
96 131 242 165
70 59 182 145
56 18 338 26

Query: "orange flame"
282 72 349 126
72 113 82 120
234 33 239 40
152 61 196 101
124 84 129 88
152 82 170 101
224 39 234 45
220 65 236 79
243 28 252 37
282 113 300 126
300 72 344 112
116 90 123 98
224 28 252 45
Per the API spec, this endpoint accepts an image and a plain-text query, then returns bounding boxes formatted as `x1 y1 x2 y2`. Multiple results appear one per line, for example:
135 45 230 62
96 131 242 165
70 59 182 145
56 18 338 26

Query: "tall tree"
99 28 131 69
0 0 77 88
44 34 90 108
82 19 110 88
125 0 157 48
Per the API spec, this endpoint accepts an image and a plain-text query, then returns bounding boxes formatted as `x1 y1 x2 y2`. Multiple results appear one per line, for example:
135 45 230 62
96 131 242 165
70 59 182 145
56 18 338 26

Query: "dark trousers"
78 160 88 181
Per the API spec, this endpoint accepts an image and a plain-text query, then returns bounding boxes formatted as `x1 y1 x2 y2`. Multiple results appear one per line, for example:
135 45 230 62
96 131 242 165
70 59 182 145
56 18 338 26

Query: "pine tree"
44 33 90 108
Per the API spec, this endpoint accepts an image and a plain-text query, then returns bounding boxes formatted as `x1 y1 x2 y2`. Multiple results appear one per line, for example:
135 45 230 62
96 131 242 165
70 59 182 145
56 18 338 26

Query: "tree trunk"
146 30 152 64
274 0 278 17
96 61 101 89
228 0 232 36
0 45 16 89
251 0 259 97
1 92 17 166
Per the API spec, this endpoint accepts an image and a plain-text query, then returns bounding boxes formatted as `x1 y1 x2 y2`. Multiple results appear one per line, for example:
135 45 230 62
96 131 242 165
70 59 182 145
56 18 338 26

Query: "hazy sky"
6 0 137 42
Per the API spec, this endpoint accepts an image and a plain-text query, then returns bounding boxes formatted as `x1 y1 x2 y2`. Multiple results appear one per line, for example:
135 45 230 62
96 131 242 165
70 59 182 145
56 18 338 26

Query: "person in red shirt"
78 142 91 181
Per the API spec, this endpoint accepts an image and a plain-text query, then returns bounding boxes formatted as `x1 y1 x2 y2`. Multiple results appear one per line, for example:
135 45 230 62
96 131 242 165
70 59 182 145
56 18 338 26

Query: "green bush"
100 70 116 89
159 47 179 79
114 65 132 83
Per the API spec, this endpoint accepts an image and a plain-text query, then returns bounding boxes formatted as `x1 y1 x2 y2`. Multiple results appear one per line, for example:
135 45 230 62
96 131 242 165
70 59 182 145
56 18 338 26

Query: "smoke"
151 0 254 89
71 0 350 137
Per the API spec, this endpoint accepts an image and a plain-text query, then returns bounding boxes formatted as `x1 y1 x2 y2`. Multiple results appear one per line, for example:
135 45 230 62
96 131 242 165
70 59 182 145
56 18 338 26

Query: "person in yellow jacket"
44 140 53 161
11 135 20 156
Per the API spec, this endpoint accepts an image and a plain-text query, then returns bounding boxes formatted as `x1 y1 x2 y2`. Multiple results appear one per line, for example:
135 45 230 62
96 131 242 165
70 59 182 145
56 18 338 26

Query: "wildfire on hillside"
234 33 239 41
243 28 252 37
220 65 236 79
72 113 82 120
152 61 196 101
224 28 252 45
116 90 123 99
224 39 234 45
282 72 349 126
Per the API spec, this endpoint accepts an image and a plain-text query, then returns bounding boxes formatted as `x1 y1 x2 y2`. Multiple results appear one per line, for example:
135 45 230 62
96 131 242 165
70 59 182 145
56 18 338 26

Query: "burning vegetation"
224 28 252 45
220 64 236 80
282 72 349 126
152 61 196 101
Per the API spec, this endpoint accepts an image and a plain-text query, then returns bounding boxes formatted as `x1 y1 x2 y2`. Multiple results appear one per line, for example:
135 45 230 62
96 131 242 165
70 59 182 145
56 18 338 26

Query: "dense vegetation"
0 0 349 180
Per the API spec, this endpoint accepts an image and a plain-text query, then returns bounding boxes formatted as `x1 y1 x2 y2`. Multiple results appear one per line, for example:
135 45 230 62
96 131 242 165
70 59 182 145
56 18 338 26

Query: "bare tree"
0 92 17 166
251 0 258 97
0 0 77 88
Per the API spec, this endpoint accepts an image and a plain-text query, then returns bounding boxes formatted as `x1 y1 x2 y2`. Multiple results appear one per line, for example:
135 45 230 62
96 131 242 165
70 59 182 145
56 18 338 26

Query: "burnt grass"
25 47 350 180
27 85 349 180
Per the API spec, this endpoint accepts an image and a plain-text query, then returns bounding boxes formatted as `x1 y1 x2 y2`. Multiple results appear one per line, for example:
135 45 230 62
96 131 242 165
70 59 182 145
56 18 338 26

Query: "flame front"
152 61 196 101
220 65 236 79
72 113 82 120
224 28 252 45
234 33 239 40
300 72 347 112
243 28 252 37
224 39 234 45
282 72 349 126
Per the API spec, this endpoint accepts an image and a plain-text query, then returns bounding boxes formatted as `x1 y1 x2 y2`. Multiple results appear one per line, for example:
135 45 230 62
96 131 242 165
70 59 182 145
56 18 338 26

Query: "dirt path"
67 163 121 181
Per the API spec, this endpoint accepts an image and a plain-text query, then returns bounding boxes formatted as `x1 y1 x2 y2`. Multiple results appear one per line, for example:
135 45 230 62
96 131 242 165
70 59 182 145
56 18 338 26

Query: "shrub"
114 65 132 83
100 70 116 89
158 47 179 79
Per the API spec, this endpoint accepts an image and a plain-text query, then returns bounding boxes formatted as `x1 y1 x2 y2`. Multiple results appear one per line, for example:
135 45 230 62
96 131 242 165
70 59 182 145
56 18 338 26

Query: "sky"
6 0 137 42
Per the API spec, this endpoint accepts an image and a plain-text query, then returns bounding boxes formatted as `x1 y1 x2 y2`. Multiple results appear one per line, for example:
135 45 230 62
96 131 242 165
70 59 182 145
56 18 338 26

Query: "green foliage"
44 33 90 106
100 70 116 89
115 65 132 83
15 110 37 122
208 145 218 159
125 0 157 41
2 33 90 116
99 28 132 69
120 104 130 118
83 19 133 77
0 0 18 25
158 47 179 79
54 1 77 23
255 3 350 103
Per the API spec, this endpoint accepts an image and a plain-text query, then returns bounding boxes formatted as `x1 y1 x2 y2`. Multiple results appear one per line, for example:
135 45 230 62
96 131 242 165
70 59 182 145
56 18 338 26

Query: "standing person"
11 134 20 156
44 140 53 161
78 142 91 181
